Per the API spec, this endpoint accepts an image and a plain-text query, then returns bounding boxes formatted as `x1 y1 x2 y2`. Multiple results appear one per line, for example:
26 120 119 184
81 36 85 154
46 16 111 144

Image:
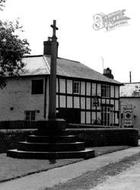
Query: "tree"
0 0 6 11
0 1 30 87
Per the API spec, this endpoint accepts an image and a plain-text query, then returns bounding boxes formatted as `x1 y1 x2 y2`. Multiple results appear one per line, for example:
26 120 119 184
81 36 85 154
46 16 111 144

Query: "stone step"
27 135 77 143
18 141 85 152
7 148 95 159
36 130 69 136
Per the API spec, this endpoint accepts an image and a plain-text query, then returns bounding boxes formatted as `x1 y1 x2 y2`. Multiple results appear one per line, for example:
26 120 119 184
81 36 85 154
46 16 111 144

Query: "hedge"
0 127 138 154
0 129 35 153
66 128 139 147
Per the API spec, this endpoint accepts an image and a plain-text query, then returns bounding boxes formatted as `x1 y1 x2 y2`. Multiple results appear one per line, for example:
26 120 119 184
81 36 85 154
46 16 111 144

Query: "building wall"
0 77 45 121
0 76 120 126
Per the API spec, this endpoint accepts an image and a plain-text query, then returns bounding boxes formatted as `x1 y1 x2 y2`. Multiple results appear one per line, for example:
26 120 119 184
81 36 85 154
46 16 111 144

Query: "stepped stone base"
7 148 95 159
7 119 95 159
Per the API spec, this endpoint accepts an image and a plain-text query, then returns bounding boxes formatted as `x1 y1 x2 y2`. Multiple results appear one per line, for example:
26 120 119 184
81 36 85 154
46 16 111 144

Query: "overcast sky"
1 0 139 83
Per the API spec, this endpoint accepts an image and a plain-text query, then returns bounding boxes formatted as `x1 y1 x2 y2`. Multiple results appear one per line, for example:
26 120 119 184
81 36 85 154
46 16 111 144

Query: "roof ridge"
123 82 140 84
58 57 80 64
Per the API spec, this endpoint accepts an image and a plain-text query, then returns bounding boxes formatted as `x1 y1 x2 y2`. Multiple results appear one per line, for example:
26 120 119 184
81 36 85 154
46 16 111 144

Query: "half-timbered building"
0 41 121 126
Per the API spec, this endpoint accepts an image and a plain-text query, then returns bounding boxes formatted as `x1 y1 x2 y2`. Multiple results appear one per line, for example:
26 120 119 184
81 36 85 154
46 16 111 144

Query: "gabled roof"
21 55 120 85
120 82 140 97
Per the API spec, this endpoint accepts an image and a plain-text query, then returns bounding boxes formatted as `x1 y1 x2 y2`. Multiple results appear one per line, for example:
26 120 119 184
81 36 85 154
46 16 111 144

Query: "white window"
25 111 36 121
73 81 80 94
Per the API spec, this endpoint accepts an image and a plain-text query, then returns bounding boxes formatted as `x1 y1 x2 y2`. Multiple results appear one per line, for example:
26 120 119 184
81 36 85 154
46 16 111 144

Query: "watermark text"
93 9 130 31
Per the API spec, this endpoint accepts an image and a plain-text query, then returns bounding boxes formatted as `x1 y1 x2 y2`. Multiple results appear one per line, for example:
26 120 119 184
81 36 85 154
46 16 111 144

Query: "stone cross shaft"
48 20 58 120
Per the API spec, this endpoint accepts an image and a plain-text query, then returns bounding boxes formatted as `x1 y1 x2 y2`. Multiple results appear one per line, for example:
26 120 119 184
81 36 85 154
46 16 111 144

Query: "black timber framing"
58 77 60 108
56 76 120 125
85 81 87 124
65 79 67 108
90 81 92 124
95 83 97 122
114 85 116 125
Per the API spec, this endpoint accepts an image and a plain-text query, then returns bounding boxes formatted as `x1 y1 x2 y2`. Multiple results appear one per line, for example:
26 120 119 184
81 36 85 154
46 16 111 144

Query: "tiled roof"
120 83 140 97
21 55 120 84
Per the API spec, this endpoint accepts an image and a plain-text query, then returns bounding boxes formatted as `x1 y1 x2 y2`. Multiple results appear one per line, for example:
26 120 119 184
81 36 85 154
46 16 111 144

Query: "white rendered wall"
0 77 45 121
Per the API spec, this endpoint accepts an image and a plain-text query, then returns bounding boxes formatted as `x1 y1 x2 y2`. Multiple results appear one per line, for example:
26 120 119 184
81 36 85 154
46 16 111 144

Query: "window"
32 79 43 94
101 84 110 97
25 111 36 121
91 97 99 107
73 81 80 94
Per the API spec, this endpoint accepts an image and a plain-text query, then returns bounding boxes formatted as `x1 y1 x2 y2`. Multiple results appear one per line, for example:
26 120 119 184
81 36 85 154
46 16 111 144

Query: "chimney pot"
103 68 114 79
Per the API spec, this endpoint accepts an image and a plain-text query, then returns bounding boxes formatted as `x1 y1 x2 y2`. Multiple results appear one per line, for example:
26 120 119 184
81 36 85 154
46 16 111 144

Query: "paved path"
92 162 140 190
1 146 140 190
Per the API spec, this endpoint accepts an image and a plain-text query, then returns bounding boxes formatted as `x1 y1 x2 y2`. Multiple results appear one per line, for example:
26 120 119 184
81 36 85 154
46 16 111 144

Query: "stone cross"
51 20 58 40
48 20 58 120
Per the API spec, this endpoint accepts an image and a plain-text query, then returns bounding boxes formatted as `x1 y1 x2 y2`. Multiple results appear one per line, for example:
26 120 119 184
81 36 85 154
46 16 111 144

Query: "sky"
0 0 139 83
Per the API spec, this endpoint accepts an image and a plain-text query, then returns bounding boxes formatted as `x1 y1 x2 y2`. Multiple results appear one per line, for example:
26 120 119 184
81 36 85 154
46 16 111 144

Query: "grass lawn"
0 154 82 183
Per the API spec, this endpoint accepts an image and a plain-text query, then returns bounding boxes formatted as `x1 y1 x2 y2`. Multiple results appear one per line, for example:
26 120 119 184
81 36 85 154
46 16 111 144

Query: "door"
101 106 113 126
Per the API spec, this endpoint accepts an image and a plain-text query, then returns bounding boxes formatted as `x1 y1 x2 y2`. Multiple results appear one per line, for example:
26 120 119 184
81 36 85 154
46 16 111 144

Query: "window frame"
73 81 80 94
91 96 100 107
31 79 44 95
25 111 36 121
101 84 110 98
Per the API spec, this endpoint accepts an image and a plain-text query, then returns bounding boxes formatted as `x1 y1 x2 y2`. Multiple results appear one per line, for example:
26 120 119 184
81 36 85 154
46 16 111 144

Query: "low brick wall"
66 128 139 147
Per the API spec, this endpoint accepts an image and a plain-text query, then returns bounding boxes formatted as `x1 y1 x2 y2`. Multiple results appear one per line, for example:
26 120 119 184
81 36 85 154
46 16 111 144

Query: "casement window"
73 81 80 94
101 84 110 97
25 111 36 121
31 79 44 94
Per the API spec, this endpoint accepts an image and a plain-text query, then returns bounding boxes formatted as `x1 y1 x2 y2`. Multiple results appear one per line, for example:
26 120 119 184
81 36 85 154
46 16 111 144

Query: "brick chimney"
43 37 59 56
103 68 114 79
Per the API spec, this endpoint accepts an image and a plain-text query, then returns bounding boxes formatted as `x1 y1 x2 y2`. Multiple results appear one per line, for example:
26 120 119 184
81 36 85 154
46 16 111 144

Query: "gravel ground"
45 152 140 190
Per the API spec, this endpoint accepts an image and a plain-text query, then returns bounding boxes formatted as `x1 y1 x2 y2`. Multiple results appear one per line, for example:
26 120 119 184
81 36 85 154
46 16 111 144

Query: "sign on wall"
122 105 134 127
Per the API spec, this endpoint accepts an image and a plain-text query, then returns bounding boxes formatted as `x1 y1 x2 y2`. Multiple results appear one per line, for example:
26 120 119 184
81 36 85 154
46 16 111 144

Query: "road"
92 162 140 190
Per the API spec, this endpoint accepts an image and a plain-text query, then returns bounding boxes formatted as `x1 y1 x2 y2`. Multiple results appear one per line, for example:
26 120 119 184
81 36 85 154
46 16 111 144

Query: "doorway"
101 105 113 126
